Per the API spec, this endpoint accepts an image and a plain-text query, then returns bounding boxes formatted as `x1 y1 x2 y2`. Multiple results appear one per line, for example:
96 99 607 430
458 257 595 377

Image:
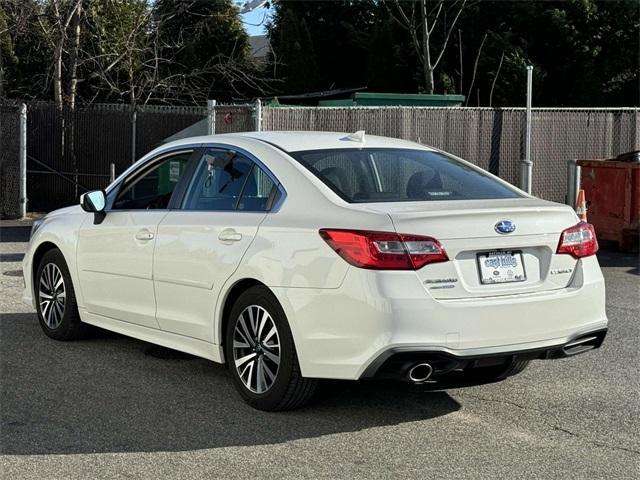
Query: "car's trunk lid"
361 198 581 299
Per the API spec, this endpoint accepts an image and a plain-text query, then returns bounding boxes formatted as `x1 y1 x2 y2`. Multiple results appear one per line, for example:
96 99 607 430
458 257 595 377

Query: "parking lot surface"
1 223 638 479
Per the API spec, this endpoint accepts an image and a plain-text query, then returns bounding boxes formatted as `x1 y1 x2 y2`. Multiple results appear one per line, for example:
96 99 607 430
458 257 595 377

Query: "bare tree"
36 0 83 110
386 0 467 94
465 32 486 106
85 0 273 106
488 50 505 107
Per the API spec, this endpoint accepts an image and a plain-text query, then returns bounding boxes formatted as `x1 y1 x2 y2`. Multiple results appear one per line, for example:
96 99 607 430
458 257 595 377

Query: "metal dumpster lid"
613 151 640 162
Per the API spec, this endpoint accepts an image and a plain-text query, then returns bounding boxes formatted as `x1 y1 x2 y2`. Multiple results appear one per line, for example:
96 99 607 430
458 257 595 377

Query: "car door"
76 148 196 329
153 147 280 342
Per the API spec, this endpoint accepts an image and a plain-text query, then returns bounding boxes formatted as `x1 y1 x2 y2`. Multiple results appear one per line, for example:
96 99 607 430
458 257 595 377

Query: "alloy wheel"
39 263 66 329
232 305 281 394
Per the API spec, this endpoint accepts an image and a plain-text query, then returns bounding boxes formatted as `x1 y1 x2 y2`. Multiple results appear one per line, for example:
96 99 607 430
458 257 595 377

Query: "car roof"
164 131 435 153
234 131 434 152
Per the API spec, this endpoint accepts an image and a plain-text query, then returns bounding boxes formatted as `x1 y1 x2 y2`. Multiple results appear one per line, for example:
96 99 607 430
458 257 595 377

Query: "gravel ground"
1 223 638 479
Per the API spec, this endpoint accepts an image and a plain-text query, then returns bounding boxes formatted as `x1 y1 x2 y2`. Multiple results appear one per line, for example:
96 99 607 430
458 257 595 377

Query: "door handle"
218 228 242 243
135 230 155 241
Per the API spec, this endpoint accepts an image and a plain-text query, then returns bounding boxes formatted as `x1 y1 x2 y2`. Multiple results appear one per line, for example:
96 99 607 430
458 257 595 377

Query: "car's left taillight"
319 229 448 270
556 221 599 258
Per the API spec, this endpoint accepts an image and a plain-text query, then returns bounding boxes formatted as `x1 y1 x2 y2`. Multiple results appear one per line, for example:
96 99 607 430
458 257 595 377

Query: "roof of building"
249 35 271 59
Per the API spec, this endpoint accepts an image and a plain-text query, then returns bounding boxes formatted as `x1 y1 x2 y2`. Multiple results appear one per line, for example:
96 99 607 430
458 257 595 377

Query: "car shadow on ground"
0 312 460 456
0 225 31 243
597 247 639 275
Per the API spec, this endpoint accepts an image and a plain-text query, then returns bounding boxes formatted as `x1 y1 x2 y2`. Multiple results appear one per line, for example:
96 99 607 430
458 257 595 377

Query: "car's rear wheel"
225 285 317 411
463 358 530 383
36 249 85 341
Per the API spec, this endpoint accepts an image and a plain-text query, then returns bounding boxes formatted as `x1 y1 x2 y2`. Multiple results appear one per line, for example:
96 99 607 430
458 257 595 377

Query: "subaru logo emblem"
495 220 516 234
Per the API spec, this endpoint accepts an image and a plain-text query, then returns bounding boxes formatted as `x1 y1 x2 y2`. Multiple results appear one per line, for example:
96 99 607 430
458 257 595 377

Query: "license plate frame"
477 250 527 285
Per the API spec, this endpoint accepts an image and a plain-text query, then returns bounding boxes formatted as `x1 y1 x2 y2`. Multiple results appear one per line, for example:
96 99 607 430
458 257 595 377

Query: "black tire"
463 358 530 383
35 248 86 341
224 285 318 411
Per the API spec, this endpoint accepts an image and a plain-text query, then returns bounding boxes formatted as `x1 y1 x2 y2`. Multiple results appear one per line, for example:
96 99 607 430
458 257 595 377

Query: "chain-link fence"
530 109 640 203
1 102 638 217
18 102 259 213
263 107 639 203
25 103 211 211
0 104 22 219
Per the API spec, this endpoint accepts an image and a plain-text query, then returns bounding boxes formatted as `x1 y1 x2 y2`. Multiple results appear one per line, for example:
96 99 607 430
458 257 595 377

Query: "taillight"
556 222 599 258
319 229 448 270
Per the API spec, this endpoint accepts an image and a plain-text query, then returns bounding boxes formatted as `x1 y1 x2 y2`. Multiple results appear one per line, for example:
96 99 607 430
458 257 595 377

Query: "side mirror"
80 190 107 224
80 190 106 213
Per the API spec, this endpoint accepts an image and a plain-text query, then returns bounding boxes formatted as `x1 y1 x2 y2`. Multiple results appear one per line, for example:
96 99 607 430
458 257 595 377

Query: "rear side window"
290 148 520 203
183 149 276 211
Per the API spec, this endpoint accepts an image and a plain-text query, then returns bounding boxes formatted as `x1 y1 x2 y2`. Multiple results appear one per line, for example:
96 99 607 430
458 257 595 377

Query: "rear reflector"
556 222 599 258
319 229 448 270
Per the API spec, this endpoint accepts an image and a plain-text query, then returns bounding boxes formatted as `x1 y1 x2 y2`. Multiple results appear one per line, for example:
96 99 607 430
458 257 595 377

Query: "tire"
224 285 317 411
463 358 530 383
35 248 86 341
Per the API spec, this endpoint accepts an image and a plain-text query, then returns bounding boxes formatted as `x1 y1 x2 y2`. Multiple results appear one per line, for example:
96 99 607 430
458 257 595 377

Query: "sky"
240 4 272 36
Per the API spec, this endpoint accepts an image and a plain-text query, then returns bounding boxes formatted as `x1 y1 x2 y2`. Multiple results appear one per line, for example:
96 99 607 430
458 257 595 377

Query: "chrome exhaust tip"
408 363 433 383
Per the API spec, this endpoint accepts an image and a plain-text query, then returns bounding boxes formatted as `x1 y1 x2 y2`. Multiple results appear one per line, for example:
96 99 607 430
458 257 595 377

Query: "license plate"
477 250 526 285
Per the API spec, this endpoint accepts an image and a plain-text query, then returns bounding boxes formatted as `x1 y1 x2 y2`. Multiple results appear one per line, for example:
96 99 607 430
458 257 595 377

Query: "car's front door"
76 149 195 328
153 147 280 342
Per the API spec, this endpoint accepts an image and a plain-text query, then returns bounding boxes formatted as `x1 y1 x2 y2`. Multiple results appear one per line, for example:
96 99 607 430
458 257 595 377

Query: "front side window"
113 151 191 210
290 148 521 203
183 149 276 211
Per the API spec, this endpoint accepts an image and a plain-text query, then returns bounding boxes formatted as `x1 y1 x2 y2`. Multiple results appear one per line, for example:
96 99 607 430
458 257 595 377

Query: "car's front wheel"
225 285 317 411
35 248 86 341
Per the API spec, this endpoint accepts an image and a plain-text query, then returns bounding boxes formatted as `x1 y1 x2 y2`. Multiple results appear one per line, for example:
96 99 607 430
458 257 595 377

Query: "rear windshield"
290 148 521 203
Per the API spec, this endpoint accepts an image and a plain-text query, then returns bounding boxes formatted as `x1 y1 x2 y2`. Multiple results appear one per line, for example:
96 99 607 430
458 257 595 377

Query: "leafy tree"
267 1 378 94
445 0 639 106
153 0 262 101
0 0 49 100
267 0 638 106
268 6 319 93
82 0 151 105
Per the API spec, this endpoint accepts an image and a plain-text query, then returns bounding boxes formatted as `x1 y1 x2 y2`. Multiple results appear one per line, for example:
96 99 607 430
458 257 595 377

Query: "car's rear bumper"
272 256 608 380
361 327 607 380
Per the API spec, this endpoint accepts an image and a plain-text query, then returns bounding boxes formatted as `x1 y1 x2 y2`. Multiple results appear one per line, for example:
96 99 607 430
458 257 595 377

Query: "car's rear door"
76 148 196 328
153 147 280 342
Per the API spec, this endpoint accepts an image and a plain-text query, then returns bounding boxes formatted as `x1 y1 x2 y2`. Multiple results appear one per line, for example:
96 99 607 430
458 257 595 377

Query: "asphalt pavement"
1 223 638 479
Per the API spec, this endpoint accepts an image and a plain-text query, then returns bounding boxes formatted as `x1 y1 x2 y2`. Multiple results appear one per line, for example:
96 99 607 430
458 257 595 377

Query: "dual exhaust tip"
407 362 433 383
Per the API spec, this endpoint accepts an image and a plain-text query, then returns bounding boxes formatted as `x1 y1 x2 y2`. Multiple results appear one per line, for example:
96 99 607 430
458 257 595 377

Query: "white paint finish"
22 206 86 308
153 210 266 341
81 309 223 363
76 210 168 329
273 258 606 379
22 132 608 384
234 130 435 153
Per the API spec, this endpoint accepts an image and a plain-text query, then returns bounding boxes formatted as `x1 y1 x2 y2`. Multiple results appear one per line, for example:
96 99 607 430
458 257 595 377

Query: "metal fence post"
520 65 533 194
110 163 116 183
19 103 27 218
207 100 217 135
566 159 582 207
131 108 137 164
635 108 640 150
254 98 262 132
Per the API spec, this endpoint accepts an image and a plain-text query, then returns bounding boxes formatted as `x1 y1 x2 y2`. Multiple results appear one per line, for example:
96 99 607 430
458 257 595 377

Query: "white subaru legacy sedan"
23 131 607 410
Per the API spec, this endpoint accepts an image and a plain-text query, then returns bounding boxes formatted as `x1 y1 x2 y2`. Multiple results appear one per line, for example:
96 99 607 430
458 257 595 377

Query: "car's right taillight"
556 222 599 258
319 229 448 270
